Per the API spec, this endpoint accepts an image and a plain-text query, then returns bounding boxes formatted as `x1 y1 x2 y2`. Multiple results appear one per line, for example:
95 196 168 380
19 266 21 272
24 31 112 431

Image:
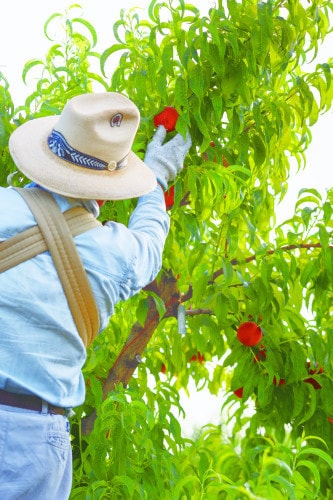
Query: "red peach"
237 322 263 347
273 376 285 386
254 350 266 363
164 185 175 210
234 387 243 398
197 352 205 364
189 352 205 364
306 361 324 375
304 377 322 390
154 106 179 132
222 155 229 167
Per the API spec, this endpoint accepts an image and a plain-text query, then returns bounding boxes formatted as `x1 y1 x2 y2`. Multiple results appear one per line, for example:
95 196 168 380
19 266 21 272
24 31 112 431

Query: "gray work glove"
144 125 192 190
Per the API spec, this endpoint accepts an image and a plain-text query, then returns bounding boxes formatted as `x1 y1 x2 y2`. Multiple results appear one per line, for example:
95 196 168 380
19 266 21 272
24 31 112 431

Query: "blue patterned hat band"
47 129 128 172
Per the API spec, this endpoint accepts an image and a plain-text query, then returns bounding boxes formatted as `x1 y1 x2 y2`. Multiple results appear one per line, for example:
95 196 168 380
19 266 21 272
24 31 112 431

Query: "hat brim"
9 116 157 200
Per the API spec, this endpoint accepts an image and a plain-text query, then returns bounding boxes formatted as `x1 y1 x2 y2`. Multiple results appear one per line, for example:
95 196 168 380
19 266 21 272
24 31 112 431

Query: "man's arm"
106 126 191 299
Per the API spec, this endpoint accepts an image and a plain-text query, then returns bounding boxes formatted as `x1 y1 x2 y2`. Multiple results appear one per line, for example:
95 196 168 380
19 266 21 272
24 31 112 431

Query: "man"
0 92 191 499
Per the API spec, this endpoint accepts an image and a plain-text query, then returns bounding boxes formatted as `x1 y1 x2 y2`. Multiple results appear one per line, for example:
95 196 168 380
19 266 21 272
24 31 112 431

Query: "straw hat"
9 92 157 200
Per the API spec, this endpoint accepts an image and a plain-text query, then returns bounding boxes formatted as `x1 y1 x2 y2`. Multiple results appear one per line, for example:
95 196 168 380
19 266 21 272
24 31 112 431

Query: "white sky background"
1 0 332 434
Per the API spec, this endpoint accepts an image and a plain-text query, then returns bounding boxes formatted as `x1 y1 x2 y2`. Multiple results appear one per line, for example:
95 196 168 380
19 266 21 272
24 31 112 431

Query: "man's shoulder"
0 187 38 237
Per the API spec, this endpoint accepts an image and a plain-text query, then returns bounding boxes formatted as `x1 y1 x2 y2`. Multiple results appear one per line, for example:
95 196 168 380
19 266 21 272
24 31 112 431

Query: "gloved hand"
144 125 192 190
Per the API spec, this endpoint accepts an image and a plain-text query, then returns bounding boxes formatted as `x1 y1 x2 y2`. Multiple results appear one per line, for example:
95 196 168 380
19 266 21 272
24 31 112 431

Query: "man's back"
0 185 169 408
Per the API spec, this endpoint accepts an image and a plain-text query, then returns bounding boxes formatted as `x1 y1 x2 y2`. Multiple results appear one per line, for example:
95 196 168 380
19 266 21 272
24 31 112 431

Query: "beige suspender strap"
0 206 100 274
12 188 100 348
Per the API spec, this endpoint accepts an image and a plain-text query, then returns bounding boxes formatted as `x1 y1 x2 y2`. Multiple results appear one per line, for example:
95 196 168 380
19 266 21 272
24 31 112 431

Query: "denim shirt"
0 185 169 408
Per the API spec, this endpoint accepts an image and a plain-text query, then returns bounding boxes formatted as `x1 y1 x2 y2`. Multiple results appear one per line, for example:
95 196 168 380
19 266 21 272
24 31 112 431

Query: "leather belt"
0 389 66 415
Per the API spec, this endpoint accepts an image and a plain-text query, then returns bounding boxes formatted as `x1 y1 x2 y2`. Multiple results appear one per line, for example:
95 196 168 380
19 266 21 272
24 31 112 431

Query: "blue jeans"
0 404 72 499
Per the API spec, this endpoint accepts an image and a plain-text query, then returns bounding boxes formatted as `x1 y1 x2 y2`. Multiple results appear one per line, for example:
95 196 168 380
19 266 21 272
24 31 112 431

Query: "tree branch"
212 242 323 281
186 308 214 316
82 270 180 434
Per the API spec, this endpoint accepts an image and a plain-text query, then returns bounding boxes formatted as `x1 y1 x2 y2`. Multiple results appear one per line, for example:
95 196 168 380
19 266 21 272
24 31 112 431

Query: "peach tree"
1 0 333 497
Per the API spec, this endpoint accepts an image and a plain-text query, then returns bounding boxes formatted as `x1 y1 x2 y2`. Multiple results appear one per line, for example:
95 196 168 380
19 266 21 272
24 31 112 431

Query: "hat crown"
54 92 140 163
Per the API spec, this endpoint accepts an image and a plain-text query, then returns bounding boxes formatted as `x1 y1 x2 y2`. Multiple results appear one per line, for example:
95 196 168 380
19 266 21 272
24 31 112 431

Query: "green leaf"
258 375 273 407
291 384 305 419
318 224 329 247
297 386 317 425
295 195 321 211
44 12 62 41
268 474 296 500
188 242 207 275
136 297 148 326
295 460 321 492
189 64 205 100
156 68 168 102
161 41 174 75
289 342 307 382
148 292 166 319
298 447 333 469
87 72 108 90
192 271 210 305
221 258 234 284
300 259 317 287
215 293 229 325
100 44 128 77
172 475 200 499
111 475 135 496
72 17 98 47
22 59 45 84
322 201 333 225
113 19 127 44
174 76 188 110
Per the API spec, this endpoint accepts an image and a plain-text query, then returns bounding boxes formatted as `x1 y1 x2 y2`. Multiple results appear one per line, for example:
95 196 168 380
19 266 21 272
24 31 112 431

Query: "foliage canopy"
1 0 333 497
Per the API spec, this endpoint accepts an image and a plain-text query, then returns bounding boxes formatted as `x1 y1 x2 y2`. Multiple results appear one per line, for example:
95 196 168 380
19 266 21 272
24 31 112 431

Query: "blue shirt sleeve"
103 185 170 300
